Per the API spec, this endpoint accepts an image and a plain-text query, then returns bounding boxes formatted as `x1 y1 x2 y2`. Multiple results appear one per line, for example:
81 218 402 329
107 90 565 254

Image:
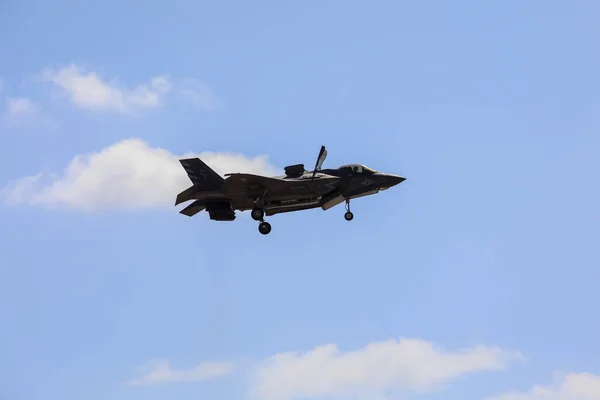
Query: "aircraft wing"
224 173 283 189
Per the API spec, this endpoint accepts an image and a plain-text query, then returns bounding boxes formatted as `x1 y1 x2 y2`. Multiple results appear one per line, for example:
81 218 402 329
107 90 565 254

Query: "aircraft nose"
389 174 406 186
379 174 405 189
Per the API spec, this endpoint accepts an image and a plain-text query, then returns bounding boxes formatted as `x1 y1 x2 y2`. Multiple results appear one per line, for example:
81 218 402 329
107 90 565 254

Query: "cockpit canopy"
339 164 377 173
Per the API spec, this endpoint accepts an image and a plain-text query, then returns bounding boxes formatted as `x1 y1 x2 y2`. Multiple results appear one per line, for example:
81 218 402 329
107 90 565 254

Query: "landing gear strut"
344 199 354 221
252 206 271 235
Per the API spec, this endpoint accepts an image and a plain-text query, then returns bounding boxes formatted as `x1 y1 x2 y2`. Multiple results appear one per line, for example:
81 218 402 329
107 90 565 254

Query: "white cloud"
1 96 42 127
128 359 233 386
39 64 172 113
6 97 34 116
251 337 524 400
1 138 280 211
487 372 600 400
180 78 219 110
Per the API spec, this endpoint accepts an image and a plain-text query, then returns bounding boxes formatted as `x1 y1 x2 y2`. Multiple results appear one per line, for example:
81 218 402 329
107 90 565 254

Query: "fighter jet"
175 146 405 234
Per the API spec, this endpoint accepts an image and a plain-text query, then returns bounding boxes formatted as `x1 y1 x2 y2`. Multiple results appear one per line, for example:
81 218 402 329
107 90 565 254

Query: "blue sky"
1 1 599 399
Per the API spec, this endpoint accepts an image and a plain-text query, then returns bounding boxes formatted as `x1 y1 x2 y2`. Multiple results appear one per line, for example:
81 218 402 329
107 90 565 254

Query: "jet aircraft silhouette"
175 146 405 234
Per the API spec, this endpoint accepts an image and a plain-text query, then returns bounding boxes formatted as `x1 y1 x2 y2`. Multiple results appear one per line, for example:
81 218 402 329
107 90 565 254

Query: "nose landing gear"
344 199 354 221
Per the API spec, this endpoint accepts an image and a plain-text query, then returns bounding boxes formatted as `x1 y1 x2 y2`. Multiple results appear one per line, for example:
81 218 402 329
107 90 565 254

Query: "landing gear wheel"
258 221 272 235
251 208 264 221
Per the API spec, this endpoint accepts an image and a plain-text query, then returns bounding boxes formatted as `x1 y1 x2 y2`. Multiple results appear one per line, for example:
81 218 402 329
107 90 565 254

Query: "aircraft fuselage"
175 146 405 234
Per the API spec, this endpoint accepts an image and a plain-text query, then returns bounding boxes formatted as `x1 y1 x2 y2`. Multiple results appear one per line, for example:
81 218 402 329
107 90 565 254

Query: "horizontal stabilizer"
175 185 197 206
179 200 206 217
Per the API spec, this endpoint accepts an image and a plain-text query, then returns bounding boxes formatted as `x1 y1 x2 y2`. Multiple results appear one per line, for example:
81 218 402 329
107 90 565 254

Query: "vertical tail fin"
179 158 224 187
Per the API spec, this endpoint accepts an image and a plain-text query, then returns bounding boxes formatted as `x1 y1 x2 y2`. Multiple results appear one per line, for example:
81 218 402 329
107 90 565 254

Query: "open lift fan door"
284 163 305 177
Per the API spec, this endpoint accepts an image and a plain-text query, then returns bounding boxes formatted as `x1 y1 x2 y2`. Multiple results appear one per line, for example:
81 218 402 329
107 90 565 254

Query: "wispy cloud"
6 97 34 116
129 337 523 399
486 372 600 400
0 66 218 120
128 359 234 386
250 337 523 400
0 96 43 127
36 64 219 114
39 64 171 114
1 138 280 211
179 78 219 110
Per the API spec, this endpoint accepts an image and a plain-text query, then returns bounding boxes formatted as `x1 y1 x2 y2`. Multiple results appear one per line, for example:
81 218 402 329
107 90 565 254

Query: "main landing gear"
251 207 264 221
344 199 354 221
251 207 271 235
258 221 272 235
251 199 353 234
